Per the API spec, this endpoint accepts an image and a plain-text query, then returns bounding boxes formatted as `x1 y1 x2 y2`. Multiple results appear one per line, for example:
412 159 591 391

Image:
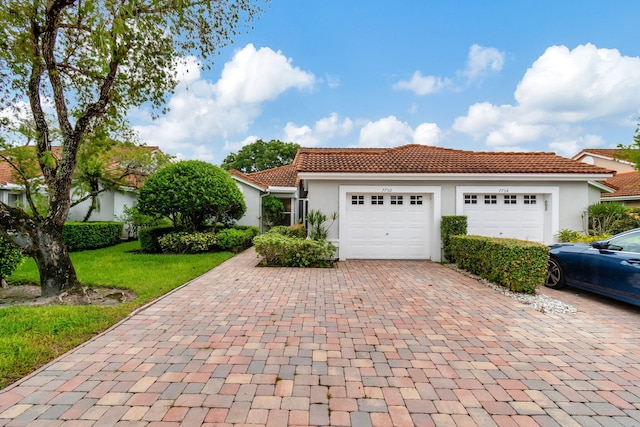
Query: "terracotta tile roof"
229 169 267 190
247 164 299 187
602 171 640 199
294 144 615 175
573 148 632 161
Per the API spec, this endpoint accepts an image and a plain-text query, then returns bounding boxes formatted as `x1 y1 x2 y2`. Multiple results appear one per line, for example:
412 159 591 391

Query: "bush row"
62 222 123 252
139 225 260 254
450 235 548 294
253 232 335 267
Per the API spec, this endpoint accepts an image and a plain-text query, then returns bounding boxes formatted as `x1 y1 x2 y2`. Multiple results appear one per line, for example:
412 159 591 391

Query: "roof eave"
297 172 614 181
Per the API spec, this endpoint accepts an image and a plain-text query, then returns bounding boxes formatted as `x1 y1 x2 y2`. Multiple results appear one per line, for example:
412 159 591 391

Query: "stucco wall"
235 182 262 228
306 177 597 258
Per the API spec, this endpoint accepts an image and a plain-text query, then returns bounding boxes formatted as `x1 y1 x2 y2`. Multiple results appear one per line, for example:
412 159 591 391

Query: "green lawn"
0 241 234 389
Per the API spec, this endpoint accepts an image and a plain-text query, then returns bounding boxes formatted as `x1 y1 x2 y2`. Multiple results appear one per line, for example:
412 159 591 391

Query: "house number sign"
381 188 393 193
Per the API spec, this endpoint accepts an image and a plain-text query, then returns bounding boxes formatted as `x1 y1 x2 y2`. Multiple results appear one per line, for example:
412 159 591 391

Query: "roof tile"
294 144 614 175
602 171 640 198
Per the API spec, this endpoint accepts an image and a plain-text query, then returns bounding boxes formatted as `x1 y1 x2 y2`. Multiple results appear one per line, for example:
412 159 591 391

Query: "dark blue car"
545 228 640 306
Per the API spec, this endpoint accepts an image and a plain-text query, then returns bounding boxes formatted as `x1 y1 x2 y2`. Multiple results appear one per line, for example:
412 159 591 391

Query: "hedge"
450 235 548 294
440 215 467 262
253 233 336 267
138 226 174 253
216 226 259 253
62 222 123 252
158 231 217 254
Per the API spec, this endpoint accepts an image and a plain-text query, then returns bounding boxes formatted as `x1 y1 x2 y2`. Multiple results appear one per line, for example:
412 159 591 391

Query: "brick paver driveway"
1 248 640 426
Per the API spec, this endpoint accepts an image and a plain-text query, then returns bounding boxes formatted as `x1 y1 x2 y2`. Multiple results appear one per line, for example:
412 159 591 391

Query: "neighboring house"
572 148 640 208
232 144 614 261
0 146 162 225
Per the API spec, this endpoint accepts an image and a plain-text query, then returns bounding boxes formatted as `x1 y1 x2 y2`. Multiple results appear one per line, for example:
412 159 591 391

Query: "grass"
0 241 234 389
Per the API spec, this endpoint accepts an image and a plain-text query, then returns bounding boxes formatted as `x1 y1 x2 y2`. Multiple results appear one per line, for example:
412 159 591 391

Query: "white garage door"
463 193 545 242
344 193 431 259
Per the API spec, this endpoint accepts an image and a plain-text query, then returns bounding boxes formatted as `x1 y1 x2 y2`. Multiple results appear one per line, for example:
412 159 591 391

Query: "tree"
616 119 640 169
0 0 266 297
72 130 173 221
137 160 246 232
221 139 300 173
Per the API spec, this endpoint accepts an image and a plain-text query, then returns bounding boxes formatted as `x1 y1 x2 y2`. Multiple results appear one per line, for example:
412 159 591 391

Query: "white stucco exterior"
300 174 606 262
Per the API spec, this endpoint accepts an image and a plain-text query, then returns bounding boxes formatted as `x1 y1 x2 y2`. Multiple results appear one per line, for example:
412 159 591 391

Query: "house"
0 145 163 226
572 148 640 207
232 144 614 262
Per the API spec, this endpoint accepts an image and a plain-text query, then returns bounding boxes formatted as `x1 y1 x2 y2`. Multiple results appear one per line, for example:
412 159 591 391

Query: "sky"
129 1 640 164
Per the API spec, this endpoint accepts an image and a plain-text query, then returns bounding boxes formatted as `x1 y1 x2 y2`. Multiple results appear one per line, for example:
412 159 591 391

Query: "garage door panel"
345 193 431 259
464 193 544 242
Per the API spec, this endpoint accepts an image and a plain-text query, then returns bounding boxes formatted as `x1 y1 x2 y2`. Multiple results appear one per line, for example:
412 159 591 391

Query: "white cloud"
223 135 260 152
394 44 504 96
515 43 640 121
393 71 451 95
283 113 353 146
216 44 315 106
358 116 441 147
132 44 316 161
462 44 505 81
414 123 442 145
453 44 640 154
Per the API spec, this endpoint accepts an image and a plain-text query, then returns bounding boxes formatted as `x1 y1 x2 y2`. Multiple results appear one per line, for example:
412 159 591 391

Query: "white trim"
299 172 613 181
588 180 615 193
455 185 559 244
339 184 442 261
602 195 640 202
267 186 297 193
231 175 267 192
572 151 635 166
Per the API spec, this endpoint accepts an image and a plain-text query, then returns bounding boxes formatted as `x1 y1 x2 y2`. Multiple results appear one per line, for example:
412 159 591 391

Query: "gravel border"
447 264 578 314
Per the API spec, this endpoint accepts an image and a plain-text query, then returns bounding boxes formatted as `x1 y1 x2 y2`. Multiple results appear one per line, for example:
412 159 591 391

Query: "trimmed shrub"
0 235 24 282
610 208 640 235
158 231 217 254
268 224 307 238
139 226 174 253
440 216 467 262
216 226 259 253
253 233 336 267
62 222 123 252
450 235 548 294
556 229 610 243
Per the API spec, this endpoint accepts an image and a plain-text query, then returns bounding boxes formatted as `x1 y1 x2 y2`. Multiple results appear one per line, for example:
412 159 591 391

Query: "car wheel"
545 257 565 289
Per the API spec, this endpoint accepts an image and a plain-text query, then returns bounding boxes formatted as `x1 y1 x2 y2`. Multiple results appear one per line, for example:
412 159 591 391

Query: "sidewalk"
1 248 639 426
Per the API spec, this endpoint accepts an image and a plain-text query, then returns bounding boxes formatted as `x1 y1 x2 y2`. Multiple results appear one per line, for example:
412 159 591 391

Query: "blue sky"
130 1 640 163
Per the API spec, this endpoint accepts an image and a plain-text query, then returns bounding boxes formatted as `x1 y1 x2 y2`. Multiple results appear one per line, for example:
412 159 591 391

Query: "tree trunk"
33 225 79 298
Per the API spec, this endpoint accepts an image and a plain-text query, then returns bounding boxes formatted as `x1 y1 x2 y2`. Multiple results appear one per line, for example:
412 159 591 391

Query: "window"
464 194 477 205
351 195 364 205
410 195 423 205
484 195 497 204
390 195 403 205
371 195 384 205
524 195 537 205
504 195 517 204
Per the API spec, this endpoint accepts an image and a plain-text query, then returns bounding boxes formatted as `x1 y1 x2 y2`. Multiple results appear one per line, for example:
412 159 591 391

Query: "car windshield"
606 232 640 253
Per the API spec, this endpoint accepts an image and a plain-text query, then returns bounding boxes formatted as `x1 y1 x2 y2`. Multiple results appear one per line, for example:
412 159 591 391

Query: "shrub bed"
268 224 307 238
216 226 259 253
253 233 335 267
450 235 548 294
63 222 123 252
